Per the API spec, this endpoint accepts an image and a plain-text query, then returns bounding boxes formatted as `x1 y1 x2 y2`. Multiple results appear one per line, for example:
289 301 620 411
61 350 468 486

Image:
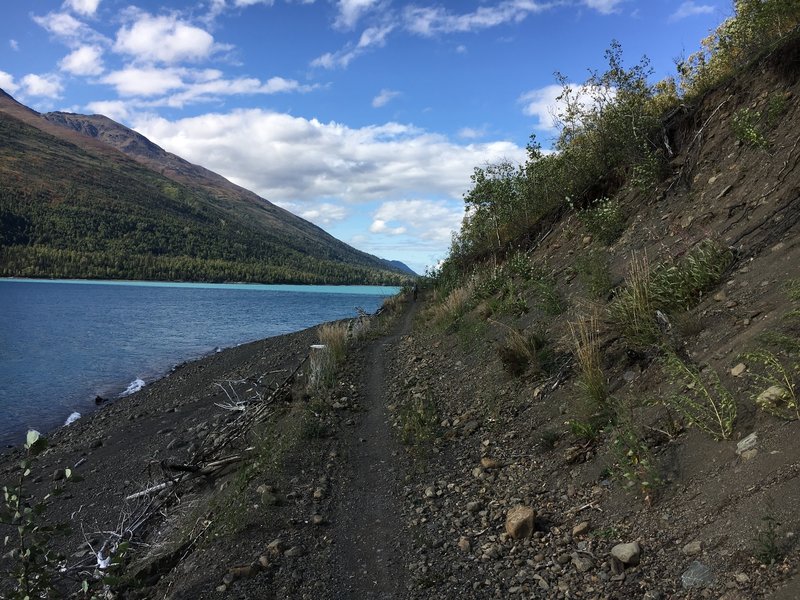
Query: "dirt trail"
330 302 417 598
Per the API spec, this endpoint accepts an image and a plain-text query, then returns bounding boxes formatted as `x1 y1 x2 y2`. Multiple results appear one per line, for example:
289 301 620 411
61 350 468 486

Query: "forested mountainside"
0 91 409 285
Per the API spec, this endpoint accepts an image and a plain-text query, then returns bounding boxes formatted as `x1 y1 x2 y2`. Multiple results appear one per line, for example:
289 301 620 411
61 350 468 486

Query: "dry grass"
570 311 609 415
608 253 659 350
431 282 474 324
309 322 349 391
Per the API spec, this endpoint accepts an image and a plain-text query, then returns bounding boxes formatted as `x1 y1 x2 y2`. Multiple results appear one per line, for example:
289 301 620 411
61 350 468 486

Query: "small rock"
725 300 738 309
736 433 758 455
313 487 325 500
681 561 714 589
734 572 750 584
424 486 436 498
267 539 284 556
572 521 590 537
731 363 747 377
466 501 481 513
228 565 257 580
480 457 501 469
458 536 471 552
311 514 325 526
713 291 727 302
610 541 641 566
741 449 758 460
52 469 66 482
505 505 535 540
463 421 479 436
215 584 227 592
756 386 790 410
284 546 305 558
682 540 702 556
582 236 592 245
571 554 593 573
258 555 270 568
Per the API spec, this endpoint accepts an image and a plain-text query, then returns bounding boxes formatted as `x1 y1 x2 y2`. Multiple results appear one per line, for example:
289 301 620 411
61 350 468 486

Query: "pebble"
610 542 641 566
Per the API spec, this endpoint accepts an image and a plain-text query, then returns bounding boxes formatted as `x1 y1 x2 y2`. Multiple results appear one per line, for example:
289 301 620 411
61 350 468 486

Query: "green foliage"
742 349 798 420
610 403 660 501
1 432 71 599
573 197 627 245
662 353 736 440
609 240 733 350
678 0 800 97
754 499 782 564
731 95 788 149
398 392 439 446
575 250 613 300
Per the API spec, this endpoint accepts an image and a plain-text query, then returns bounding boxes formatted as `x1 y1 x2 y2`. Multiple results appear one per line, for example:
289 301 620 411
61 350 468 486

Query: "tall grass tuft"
570 311 610 417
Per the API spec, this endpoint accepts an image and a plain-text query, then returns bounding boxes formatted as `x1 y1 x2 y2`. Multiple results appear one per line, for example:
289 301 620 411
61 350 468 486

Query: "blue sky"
0 0 727 273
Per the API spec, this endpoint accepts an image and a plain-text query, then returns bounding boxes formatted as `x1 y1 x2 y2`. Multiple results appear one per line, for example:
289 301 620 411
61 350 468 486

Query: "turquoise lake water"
0 278 398 447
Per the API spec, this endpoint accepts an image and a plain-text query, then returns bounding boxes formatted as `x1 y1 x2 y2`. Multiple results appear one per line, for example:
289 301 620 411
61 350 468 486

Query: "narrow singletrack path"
330 302 417 598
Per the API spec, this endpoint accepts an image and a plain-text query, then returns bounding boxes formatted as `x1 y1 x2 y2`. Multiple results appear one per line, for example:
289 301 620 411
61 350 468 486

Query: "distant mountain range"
0 89 414 284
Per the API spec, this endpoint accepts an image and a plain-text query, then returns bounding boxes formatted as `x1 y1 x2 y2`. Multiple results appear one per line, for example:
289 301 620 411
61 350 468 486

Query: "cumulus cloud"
59 45 104 75
33 11 107 46
102 66 185 96
132 109 525 206
64 0 101 16
0 70 20 94
100 65 314 105
334 0 382 29
20 73 64 98
669 1 715 22
458 126 487 139
518 83 615 132
371 199 464 242
372 88 399 108
114 13 220 64
311 23 394 68
85 99 131 121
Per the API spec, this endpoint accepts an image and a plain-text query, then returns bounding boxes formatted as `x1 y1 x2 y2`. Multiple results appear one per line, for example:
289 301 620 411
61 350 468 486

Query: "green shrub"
574 197 627 245
496 327 554 377
575 250 613 299
662 352 736 440
398 392 438 446
742 349 798 420
610 405 660 501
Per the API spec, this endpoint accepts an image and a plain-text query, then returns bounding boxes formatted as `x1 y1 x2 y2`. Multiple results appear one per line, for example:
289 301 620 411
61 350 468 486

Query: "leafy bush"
610 405 660 502
575 250 613 299
573 197 627 245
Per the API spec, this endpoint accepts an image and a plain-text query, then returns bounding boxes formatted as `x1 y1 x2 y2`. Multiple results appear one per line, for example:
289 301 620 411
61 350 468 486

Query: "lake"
0 278 399 447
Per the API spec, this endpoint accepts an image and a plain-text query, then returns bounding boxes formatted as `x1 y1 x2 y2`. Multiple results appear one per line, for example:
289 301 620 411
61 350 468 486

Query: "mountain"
0 90 409 285
380 259 417 276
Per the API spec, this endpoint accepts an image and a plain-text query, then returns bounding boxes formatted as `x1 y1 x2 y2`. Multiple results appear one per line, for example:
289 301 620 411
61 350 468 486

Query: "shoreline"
0 322 322 456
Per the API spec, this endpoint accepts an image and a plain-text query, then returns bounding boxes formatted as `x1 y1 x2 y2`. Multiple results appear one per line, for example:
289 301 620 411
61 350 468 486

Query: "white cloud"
64 0 101 16
85 100 130 121
334 0 382 29
235 0 275 6
582 0 625 14
102 66 185 96
59 45 104 75
669 1 715 22
9 39 19 51
114 13 218 64
33 11 106 46
132 109 525 207
518 83 615 132
371 199 464 242
298 202 349 225
0 71 20 94
311 23 394 68
372 88 399 108
100 65 314 104
403 1 551 36
20 74 64 98
458 126 487 139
